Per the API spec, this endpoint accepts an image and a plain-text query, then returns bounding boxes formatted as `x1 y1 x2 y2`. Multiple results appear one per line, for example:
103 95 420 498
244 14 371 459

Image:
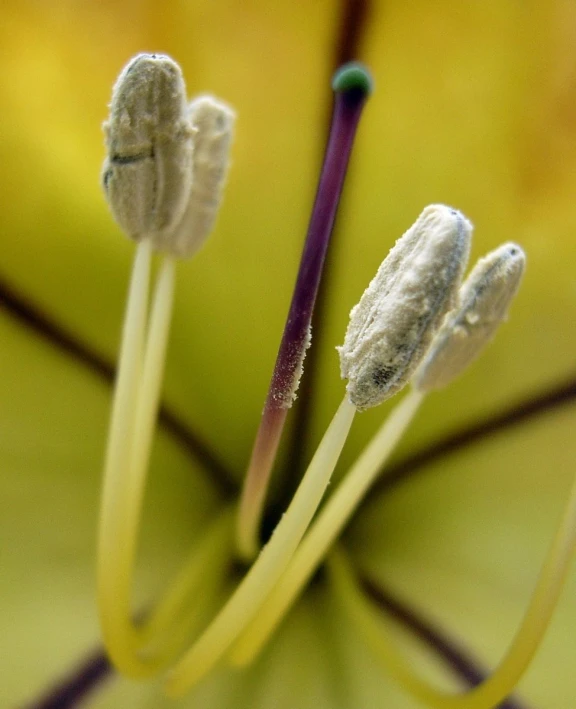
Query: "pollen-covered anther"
102 53 194 244
414 241 526 392
102 54 235 258
338 205 472 410
159 95 236 258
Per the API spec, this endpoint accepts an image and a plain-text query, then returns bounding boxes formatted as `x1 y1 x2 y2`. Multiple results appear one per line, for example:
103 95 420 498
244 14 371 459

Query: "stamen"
98 250 233 678
230 212 530 668
329 470 576 709
228 206 460 661
97 54 235 678
235 63 373 561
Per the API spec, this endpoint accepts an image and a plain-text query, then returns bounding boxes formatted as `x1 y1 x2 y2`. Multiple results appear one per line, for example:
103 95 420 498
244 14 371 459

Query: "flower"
1 2 576 708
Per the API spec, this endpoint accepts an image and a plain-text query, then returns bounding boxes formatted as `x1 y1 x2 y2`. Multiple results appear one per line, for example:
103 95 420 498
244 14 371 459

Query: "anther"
102 54 194 244
155 95 236 258
102 54 234 258
338 205 472 410
414 242 526 392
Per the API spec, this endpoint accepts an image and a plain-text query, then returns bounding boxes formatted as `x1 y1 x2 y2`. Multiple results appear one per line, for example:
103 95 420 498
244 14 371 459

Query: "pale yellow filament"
229 388 423 667
98 242 359 690
98 246 232 677
164 395 356 696
97 239 153 676
328 457 576 709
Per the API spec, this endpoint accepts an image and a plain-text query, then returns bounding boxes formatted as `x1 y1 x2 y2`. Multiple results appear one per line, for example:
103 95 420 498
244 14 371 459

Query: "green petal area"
0 312 219 707
350 401 576 707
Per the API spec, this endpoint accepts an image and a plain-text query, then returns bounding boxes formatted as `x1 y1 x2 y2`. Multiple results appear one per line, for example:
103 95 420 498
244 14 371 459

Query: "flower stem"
236 64 373 561
229 388 424 665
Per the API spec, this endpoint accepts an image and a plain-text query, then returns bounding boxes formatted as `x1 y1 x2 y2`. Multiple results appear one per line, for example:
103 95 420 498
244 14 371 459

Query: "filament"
97 239 153 676
328 457 576 709
229 388 424 666
164 395 356 696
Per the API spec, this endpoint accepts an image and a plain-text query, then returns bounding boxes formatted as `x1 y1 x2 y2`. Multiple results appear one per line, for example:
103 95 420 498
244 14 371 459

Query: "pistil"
236 63 373 560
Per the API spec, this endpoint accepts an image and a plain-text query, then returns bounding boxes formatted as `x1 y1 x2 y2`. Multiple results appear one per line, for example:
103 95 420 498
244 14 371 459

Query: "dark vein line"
21 650 113 709
360 374 576 510
359 572 533 709
0 274 237 498
284 0 373 484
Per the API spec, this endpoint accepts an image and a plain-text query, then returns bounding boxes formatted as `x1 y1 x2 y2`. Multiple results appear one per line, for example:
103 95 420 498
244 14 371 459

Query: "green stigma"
332 61 374 96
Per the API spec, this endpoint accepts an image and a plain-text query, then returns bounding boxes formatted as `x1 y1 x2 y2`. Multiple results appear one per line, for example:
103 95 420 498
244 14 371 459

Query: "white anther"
338 205 472 410
102 54 194 243
102 55 235 258
414 242 526 392
166 96 236 258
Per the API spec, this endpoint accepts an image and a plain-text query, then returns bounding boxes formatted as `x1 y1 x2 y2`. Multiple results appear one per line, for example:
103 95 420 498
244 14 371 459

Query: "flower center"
94 52 575 708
